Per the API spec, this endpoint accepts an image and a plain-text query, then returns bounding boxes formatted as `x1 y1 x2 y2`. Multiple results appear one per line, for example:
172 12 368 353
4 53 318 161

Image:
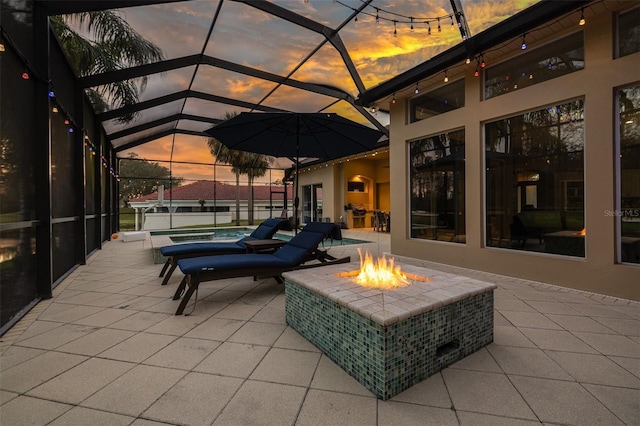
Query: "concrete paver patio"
1 229 638 425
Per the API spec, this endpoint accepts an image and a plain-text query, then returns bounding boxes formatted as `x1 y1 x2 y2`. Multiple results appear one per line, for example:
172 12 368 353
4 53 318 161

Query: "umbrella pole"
294 160 299 234
293 115 300 234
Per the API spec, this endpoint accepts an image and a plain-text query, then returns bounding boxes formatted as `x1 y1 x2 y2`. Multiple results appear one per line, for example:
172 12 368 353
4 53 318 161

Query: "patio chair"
158 218 289 286
172 222 350 315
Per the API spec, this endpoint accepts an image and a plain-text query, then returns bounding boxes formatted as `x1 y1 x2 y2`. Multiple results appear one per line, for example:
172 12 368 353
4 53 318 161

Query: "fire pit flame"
337 249 429 289
356 249 409 289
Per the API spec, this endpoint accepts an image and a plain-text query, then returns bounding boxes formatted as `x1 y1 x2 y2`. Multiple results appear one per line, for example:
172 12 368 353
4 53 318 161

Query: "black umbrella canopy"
206 112 385 230
205 112 384 159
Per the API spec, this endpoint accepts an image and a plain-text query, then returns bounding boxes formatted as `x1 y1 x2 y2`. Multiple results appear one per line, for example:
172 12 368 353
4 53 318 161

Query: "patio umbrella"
205 112 385 230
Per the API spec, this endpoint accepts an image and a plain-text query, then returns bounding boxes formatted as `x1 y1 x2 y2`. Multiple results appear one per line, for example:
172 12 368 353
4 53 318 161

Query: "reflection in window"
617 85 640 264
485 100 585 257
616 7 640 58
409 79 465 123
410 129 465 243
485 32 584 100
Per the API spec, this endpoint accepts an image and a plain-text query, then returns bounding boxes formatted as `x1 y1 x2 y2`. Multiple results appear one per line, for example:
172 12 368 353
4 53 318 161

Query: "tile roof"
129 180 293 203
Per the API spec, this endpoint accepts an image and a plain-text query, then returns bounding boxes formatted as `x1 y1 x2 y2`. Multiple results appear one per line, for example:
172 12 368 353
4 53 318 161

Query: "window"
485 32 584 100
485 100 585 257
617 84 640 264
616 7 640 58
409 79 465 123
347 181 366 192
410 129 465 243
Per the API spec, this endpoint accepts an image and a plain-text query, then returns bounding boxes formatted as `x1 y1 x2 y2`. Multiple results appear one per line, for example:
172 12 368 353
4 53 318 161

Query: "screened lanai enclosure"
0 0 591 332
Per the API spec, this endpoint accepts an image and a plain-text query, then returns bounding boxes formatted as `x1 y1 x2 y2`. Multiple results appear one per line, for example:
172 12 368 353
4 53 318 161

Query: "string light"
392 93 396 104
21 70 29 80
443 69 449 83
335 1 459 36
51 106 58 113
521 34 527 50
579 7 585 26
414 82 419 94
393 20 397 37
0 40 5 52
465 58 471 65
481 56 486 68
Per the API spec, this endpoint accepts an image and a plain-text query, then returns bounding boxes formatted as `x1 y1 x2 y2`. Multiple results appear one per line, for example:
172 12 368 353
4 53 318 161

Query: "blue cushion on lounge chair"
273 230 325 265
251 218 284 239
160 218 287 257
179 253 290 274
161 241 247 256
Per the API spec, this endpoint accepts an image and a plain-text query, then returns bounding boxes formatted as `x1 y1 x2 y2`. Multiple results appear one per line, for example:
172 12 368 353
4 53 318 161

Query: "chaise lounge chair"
172 222 350 315
158 218 290 286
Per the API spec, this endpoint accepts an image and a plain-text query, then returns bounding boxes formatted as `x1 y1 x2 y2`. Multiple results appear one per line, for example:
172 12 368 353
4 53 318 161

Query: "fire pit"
282 253 496 400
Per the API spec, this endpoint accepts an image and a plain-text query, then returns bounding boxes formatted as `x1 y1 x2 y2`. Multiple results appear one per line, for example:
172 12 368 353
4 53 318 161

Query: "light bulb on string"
427 22 431 35
450 15 454 27
393 20 397 37
444 70 449 83
21 70 29 80
410 17 414 31
354 15 358 23
375 8 379 24
579 7 585 26
481 56 486 68
414 82 419 94
0 40 5 52
466 57 471 65
437 17 441 32
521 34 527 50
51 106 58 113
391 93 396 104
48 90 55 98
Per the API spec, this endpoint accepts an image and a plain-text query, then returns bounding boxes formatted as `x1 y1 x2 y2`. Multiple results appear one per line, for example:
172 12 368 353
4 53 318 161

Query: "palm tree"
208 112 271 225
50 10 163 123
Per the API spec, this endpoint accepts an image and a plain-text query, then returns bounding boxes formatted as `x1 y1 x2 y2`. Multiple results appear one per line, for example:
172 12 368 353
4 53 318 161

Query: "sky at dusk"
76 0 538 181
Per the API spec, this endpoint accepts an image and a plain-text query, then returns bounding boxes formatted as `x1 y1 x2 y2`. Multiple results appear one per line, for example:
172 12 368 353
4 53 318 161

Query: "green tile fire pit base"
283 263 495 400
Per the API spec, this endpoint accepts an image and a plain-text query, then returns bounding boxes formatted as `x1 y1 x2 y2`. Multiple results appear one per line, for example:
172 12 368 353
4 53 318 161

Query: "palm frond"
51 11 164 123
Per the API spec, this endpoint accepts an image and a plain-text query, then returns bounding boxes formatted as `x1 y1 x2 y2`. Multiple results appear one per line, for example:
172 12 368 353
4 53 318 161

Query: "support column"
74 85 87 262
33 2 52 299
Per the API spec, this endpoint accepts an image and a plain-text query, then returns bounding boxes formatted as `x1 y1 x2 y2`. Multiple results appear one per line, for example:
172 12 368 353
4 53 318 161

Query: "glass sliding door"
302 184 323 223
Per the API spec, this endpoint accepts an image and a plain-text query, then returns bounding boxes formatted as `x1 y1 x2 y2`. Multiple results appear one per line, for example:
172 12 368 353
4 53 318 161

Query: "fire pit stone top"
283 261 497 326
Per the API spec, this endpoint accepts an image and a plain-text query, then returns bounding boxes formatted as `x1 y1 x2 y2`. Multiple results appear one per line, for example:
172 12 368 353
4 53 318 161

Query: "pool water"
167 228 254 243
